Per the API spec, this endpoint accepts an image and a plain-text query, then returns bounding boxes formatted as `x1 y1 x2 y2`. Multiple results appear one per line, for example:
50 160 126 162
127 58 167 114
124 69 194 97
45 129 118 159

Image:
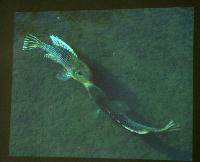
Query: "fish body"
22 34 180 135
87 84 180 134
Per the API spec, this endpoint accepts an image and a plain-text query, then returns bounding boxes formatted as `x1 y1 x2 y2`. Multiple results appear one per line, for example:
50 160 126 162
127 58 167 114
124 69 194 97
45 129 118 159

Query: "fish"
22 34 92 87
22 34 180 135
87 84 180 134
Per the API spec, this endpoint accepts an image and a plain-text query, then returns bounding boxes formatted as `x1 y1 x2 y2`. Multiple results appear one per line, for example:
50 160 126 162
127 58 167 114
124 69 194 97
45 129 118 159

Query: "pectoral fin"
44 53 59 62
56 69 71 81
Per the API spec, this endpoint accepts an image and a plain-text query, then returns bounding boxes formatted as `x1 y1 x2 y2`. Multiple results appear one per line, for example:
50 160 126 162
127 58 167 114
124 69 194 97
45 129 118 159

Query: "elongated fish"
22 34 180 135
87 84 180 134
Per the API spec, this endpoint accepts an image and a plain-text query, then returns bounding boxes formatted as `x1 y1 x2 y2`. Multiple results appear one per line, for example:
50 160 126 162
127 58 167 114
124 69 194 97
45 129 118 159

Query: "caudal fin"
160 120 180 132
22 34 43 50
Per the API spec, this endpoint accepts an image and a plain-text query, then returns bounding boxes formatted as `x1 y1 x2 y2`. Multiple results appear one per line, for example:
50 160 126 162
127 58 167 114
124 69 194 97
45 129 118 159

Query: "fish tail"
159 120 180 132
22 34 44 50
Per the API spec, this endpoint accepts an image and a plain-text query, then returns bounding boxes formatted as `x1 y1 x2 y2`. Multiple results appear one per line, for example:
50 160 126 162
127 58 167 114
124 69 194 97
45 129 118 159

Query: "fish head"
71 60 92 85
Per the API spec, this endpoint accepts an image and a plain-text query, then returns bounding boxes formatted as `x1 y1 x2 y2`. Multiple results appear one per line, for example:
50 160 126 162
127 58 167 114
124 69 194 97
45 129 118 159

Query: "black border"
0 0 199 162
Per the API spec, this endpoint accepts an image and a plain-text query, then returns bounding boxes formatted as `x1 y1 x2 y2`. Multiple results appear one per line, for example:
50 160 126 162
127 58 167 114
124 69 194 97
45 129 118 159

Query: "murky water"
10 8 193 160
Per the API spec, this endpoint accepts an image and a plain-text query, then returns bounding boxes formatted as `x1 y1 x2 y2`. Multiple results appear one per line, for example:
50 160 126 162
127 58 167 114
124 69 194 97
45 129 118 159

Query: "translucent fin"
22 34 43 50
50 35 77 57
56 69 71 81
109 100 131 115
44 53 59 62
95 109 101 115
159 120 180 132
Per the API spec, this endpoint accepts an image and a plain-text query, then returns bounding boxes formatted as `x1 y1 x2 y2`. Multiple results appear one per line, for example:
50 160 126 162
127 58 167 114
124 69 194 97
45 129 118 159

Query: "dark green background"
10 8 193 160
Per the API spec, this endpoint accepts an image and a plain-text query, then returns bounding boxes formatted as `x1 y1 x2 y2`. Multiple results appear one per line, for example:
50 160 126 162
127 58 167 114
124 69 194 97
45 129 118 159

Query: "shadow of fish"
22 34 180 135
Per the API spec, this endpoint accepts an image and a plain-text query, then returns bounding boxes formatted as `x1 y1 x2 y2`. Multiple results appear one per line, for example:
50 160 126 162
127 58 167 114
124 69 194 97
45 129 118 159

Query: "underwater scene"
10 8 193 160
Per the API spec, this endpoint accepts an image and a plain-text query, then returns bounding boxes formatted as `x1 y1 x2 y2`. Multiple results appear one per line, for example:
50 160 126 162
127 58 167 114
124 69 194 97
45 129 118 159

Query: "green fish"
22 34 180 135
23 34 93 89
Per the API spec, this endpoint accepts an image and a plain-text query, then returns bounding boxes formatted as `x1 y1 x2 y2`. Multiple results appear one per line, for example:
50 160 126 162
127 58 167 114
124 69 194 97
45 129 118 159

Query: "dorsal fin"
50 35 77 56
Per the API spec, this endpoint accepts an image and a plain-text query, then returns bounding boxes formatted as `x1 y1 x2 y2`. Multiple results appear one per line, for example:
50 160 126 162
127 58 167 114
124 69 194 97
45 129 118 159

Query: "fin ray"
50 35 77 57
22 34 43 50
